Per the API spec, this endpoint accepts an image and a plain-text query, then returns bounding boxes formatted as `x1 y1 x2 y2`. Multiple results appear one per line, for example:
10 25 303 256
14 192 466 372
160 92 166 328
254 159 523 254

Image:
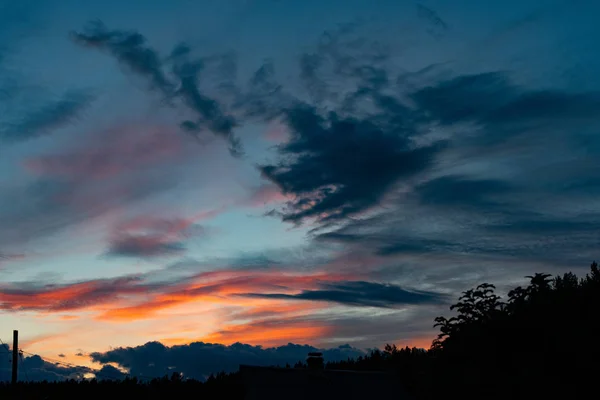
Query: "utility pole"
11 330 18 384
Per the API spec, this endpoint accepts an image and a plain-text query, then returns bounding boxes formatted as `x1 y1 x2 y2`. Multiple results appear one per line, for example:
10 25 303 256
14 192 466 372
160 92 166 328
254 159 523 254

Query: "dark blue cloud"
416 4 449 38
0 354 90 382
89 341 365 381
259 108 444 224
0 173 173 248
241 280 447 308
105 236 186 259
96 364 127 381
253 36 600 270
103 218 209 259
71 22 242 156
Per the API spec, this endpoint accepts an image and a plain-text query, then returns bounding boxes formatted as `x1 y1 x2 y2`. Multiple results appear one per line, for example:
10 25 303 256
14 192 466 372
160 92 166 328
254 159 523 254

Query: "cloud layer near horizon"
1 340 368 382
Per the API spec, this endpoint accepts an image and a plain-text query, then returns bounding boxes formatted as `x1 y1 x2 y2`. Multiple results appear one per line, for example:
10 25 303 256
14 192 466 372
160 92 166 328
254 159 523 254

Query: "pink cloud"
263 121 290 142
24 124 183 180
106 207 227 258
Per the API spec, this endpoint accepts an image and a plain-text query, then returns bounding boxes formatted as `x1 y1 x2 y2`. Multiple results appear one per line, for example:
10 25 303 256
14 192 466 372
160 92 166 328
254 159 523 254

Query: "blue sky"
1 0 599 381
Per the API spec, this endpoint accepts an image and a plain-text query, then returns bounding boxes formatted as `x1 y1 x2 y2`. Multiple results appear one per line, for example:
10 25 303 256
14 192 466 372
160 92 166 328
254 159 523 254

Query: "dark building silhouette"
239 352 410 400
306 352 324 369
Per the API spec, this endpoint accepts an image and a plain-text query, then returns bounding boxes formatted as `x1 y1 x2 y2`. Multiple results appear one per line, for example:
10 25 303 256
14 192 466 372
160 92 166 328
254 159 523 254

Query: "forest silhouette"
2 262 598 399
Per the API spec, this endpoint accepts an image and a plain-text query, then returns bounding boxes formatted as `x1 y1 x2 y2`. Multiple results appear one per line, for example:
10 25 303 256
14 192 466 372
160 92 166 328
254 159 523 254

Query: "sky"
1 0 600 381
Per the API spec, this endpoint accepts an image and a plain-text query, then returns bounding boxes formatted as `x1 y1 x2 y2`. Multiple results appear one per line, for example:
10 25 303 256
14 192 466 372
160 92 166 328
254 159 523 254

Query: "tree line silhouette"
1 262 598 399
323 262 600 399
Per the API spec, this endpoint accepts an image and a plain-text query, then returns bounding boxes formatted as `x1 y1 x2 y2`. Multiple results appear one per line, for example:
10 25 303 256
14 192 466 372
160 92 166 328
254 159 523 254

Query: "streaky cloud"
0 89 93 142
89 341 366 381
71 21 242 156
240 280 448 308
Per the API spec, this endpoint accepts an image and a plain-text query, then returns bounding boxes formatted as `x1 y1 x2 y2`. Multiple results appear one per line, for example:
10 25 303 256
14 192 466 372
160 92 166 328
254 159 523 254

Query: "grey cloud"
0 276 152 312
317 307 444 349
0 354 90 382
413 175 516 209
241 280 448 308
103 217 209 260
259 104 445 224
96 365 127 380
106 235 186 259
66 17 600 312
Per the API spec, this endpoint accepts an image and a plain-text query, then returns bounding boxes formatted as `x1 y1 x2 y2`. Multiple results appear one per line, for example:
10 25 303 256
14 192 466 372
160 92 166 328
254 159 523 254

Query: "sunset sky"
1 0 599 380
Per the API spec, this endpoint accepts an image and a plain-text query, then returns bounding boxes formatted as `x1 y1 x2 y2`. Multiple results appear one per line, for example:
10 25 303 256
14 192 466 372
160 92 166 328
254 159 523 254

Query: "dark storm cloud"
0 89 93 142
89 341 365 381
241 280 447 308
71 22 241 156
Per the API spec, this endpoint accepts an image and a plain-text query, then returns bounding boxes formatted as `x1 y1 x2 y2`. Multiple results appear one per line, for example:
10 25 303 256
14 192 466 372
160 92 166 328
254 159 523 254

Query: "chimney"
306 352 324 370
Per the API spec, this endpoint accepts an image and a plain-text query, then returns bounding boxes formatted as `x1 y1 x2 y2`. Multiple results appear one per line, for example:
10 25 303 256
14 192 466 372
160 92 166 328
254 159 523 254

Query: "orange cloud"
231 301 324 320
202 319 332 347
96 268 355 321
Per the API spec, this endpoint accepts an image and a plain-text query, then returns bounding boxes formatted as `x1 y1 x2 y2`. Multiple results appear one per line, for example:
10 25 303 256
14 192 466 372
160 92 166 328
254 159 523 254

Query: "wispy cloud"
71 22 241 156
0 89 93 142
416 4 449 38
241 280 447 308
0 123 192 247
